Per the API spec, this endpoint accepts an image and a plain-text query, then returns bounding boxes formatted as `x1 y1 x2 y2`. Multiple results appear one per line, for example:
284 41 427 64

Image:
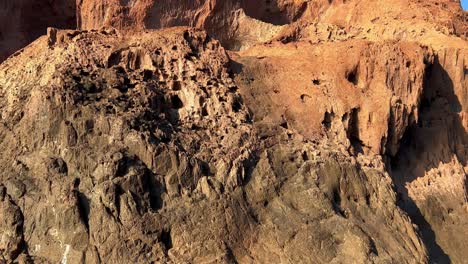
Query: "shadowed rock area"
0 0 466 263
0 0 76 62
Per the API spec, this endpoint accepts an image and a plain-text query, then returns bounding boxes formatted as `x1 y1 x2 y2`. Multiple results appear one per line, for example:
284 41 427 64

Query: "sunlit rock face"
0 0 466 263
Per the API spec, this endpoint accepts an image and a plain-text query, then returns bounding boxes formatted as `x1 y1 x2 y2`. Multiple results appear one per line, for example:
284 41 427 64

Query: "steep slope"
231 21 468 263
0 27 428 263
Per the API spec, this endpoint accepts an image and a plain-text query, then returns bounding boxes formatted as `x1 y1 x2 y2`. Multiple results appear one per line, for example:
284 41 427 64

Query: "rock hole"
73 178 81 189
228 86 238 93
107 51 122 68
302 151 309 161
280 121 289 129
115 156 129 177
300 94 311 102
85 120 94 133
201 107 209 116
72 75 81 82
143 70 153 81
171 81 182 91
346 67 359 85
183 31 190 40
200 162 211 176
232 98 242 112
160 229 173 251
312 79 321 85
365 193 371 205
322 111 334 130
49 158 68 175
171 95 184 109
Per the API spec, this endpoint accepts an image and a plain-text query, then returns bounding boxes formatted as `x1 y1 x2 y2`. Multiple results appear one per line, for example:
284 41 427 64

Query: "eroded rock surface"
0 27 428 263
0 0 466 263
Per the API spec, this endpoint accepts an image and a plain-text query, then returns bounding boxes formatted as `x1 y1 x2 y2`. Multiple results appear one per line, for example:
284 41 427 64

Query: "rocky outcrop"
0 186 25 262
0 27 250 262
233 40 430 156
231 14 468 262
77 0 296 50
390 48 468 264
76 0 468 49
0 27 430 263
0 0 466 263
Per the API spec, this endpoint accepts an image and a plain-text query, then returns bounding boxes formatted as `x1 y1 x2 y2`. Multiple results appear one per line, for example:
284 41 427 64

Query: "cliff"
0 0 466 263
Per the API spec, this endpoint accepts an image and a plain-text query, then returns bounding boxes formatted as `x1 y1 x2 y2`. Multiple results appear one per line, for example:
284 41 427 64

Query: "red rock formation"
0 0 76 62
73 1 468 261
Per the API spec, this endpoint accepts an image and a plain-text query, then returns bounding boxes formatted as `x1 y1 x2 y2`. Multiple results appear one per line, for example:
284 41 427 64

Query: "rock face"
0 0 466 263
0 0 76 62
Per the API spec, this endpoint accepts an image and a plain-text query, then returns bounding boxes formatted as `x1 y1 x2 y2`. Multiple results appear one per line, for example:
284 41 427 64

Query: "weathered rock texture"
0 0 466 263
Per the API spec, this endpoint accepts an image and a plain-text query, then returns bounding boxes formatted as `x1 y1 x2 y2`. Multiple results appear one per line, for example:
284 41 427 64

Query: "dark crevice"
171 94 184 109
115 185 124 216
77 191 91 230
322 111 334 130
346 66 359 85
300 94 311 102
332 189 346 218
145 167 164 211
160 229 173 252
369 238 378 255
240 152 260 186
143 70 153 81
232 98 243 112
116 156 129 177
280 121 289 129
346 108 363 153
49 157 68 175
225 245 239 264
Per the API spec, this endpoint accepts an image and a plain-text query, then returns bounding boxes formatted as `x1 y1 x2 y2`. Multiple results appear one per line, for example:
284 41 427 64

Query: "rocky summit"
0 0 466 263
